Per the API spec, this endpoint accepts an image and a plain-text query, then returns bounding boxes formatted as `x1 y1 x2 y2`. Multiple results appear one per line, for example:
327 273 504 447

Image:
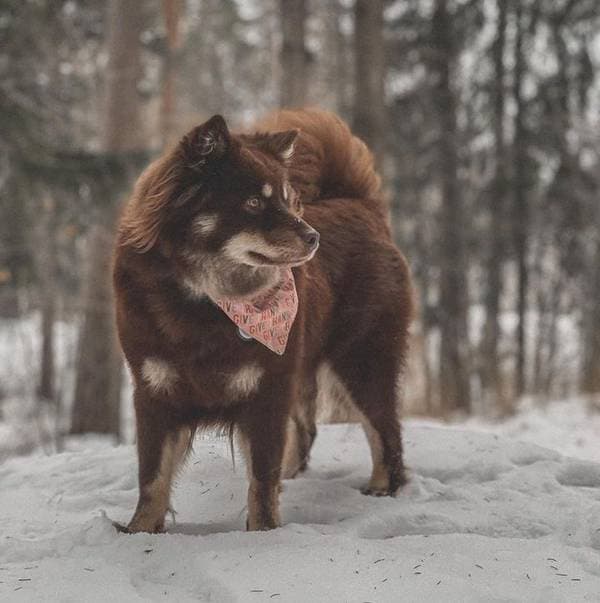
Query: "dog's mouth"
247 247 317 267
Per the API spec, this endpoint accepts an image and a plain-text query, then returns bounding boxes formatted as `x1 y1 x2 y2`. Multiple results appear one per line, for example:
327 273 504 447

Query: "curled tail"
254 108 383 207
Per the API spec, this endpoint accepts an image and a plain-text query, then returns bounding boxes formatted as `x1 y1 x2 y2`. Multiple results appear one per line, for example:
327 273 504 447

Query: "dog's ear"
263 129 299 162
179 115 231 171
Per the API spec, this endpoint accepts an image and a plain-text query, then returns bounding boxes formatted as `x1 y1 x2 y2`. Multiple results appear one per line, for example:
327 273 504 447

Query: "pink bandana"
214 268 298 355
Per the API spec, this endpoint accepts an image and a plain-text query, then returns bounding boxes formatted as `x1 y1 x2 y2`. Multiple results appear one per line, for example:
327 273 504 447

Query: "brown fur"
253 108 383 207
113 109 414 533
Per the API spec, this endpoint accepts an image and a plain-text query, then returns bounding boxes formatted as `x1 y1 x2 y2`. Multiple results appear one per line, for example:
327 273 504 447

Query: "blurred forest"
1 0 600 455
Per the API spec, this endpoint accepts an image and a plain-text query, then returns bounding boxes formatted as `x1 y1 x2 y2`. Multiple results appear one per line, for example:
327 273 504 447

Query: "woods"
1 0 600 446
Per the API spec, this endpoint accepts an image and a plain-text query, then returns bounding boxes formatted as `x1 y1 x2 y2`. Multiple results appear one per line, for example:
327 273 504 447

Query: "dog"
113 108 413 533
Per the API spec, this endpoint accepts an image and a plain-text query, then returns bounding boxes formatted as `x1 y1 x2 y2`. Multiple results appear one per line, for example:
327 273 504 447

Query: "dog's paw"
360 485 395 497
246 517 281 531
114 519 166 534
361 478 406 497
112 520 131 534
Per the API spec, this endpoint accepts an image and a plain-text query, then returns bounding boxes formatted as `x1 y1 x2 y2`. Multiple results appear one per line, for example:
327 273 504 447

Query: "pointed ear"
179 115 231 171
266 129 299 162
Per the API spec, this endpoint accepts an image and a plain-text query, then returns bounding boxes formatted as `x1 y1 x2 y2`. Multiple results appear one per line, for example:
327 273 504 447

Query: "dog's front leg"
238 400 288 531
125 390 191 533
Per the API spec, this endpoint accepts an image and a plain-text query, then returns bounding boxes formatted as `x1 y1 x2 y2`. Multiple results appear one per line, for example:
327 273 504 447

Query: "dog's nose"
303 229 320 250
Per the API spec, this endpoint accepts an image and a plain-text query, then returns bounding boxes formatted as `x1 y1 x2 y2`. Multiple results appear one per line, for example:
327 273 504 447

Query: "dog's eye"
244 197 264 213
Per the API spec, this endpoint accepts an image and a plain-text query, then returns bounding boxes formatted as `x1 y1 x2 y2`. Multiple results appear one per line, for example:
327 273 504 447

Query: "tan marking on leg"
315 362 394 494
247 478 281 531
237 431 282 530
360 417 390 494
236 430 253 480
315 361 358 421
281 417 301 479
128 428 191 533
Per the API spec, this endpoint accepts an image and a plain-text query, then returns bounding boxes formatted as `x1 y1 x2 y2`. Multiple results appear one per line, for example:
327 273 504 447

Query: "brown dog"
113 109 413 533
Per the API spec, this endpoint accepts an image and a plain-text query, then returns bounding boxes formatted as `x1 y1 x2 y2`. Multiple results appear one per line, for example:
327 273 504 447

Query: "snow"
2 422 600 601
458 398 600 465
0 314 77 400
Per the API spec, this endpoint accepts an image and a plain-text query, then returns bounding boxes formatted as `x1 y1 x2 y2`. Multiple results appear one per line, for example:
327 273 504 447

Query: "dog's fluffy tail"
254 108 383 207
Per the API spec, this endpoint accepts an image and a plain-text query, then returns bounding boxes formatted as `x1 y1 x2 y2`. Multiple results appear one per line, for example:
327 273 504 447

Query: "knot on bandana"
213 268 298 355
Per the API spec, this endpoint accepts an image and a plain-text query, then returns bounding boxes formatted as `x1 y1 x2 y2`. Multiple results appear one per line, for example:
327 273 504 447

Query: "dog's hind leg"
281 376 317 479
332 341 407 496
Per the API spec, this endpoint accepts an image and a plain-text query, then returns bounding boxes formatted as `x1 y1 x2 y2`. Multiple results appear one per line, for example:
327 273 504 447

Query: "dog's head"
119 115 321 298
141 115 319 273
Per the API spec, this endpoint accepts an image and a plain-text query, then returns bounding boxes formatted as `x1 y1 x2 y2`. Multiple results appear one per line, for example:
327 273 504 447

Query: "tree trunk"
279 0 308 107
431 0 471 414
513 0 529 399
353 0 385 165
482 0 509 414
332 0 351 119
37 195 57 405
160 0 182 145
102 1 145 153
71 224 123 437
71 0 145 438
581 236 600 395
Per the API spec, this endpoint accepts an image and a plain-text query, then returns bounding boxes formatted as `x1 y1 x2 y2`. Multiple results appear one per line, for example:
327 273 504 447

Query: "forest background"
1 0 600 455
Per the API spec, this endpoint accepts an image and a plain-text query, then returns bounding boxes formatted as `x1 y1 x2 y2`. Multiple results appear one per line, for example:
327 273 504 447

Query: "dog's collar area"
237 327 253 341
211 268 298 355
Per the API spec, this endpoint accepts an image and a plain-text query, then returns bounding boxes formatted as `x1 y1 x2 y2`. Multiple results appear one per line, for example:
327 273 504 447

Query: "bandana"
213 268 298 355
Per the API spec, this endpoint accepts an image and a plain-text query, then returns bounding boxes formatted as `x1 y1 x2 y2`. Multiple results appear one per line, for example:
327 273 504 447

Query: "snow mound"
2 423 600 601
459 398 600 464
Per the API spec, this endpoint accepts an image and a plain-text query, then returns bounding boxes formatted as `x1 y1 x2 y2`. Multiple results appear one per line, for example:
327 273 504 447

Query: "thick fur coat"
113 109 413 532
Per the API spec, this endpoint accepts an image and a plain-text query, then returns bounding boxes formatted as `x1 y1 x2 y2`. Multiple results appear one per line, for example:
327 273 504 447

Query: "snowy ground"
2 421 600 602
459 398 600 465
